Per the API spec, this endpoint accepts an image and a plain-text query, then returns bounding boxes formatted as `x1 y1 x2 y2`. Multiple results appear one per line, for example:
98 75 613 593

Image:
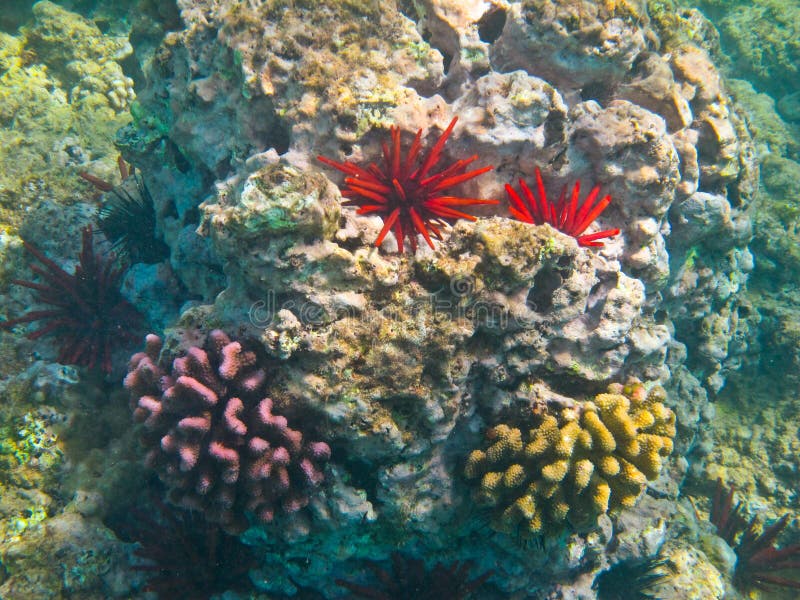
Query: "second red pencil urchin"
505 167 620 248
318 117 497 253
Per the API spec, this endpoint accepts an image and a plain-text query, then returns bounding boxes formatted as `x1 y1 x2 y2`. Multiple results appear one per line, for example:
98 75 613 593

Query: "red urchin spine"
318 117 497 252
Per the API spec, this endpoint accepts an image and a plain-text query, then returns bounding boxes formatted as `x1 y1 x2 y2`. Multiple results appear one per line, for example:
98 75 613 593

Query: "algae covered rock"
0 1 134 228
465 379 676 534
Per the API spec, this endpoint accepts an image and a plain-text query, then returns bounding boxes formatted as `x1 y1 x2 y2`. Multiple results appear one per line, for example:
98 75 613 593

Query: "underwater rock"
110 0 760 594
491 0 648 91
0 511 137 599
777 91 800 122
0 2 133 228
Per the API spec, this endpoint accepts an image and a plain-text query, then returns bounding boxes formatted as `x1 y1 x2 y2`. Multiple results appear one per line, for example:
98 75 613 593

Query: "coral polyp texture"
506 167 620 247
0 225 142 373
318 117 497 252
123 330 331 533
465 380 676 534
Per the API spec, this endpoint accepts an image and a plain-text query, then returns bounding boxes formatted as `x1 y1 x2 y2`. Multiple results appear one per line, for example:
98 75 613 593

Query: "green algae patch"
0 2 134 230
203 161 341 244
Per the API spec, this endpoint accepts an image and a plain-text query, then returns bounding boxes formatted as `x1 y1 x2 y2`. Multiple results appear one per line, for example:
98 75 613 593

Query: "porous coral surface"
0 1 133 229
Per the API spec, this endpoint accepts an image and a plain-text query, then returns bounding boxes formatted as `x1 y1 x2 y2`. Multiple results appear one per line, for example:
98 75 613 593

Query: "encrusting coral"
465 380 676 534
124 330 331 533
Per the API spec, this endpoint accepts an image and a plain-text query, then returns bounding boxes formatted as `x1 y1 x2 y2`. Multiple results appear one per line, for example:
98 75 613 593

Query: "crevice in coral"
477 7 507 45
527 264 566 313
580 79 618 106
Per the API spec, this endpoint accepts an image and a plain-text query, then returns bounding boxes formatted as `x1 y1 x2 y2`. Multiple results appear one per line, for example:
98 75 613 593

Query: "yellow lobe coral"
464 449 487 479
577 428 593 450
525 436 550 458
504 464 526 488
532 479 560 499
631 409 655 429
526 509 544 533
555 421 581 457
595 392 629 413
582 410 616 452
486 425 523 463
632 434 666 479
515 494 537 520
648 401 671 422
481 471 503 493
619 437 641 458
464 378 676 536
550 499 570 522
591 478 612 513
571 458 594 490
607 405 637 440
619 459 647 486
597 455 620 476
541 459 570 482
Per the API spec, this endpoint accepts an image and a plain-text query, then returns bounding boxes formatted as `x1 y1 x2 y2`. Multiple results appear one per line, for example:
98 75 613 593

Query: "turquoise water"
0 1 798 599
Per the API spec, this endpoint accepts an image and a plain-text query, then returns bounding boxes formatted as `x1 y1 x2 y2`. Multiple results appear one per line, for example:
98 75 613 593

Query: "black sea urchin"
97 170 169 264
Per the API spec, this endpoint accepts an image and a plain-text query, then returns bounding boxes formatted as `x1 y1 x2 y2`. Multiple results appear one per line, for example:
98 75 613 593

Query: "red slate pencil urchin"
505 166 620 247
318 117 497 252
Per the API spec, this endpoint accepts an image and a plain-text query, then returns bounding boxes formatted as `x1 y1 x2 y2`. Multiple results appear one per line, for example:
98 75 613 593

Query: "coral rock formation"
465 380 676 533
124 330 330 533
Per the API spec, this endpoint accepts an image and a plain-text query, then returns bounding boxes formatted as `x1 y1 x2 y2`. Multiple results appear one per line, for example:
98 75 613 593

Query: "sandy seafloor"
0 1 799 599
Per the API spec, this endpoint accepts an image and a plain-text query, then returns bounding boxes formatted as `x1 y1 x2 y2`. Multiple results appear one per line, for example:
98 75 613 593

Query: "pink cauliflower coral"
124 330 330 533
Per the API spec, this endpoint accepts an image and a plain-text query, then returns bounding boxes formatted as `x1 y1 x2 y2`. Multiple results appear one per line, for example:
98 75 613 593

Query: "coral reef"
689 0 800 98
0 0 771 597
124 331 331 533
0 510 136 599
464 381 676 534
319 116 496 252
0 225 143 374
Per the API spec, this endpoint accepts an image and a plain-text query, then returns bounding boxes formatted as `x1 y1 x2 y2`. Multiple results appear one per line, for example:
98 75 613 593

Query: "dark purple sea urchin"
0 225 142 373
